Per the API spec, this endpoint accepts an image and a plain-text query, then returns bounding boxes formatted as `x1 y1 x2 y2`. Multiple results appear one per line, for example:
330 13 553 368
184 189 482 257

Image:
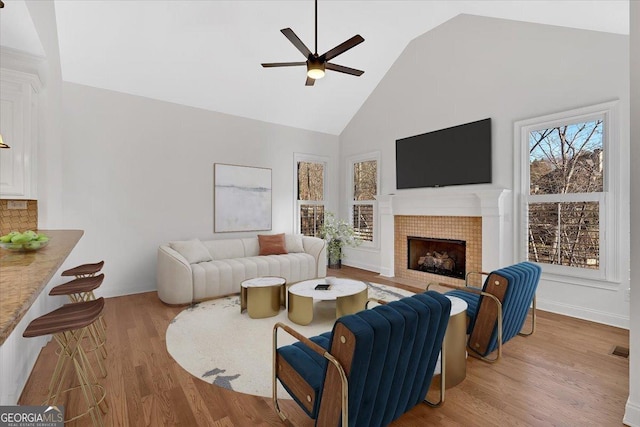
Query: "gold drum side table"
240 277 286 319
438 295 468 388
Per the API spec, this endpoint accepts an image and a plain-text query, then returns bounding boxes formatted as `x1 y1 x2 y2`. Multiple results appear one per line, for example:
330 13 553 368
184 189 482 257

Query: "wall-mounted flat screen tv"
396 118 492 189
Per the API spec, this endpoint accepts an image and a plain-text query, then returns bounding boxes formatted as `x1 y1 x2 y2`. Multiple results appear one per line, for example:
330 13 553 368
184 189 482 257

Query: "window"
515 101 620 284
295 155 326 237
349 153 379 246
528 119 603 269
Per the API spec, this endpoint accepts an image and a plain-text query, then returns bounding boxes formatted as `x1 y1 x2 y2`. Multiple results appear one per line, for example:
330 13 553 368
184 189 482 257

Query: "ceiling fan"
261 0 364 86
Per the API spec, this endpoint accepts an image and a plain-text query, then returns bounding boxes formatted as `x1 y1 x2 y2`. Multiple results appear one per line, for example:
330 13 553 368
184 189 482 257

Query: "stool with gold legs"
61 260 107 345
23 298 108 427
49 274 108 374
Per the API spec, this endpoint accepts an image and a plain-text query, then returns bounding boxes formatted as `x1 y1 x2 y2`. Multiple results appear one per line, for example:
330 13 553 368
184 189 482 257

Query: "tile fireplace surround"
376 189 511 288
397 216 481 287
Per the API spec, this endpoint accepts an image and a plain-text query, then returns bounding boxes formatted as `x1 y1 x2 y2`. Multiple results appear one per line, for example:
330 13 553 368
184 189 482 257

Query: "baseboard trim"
378 267 394 277
342 260 380 274
537 298 630 329
624 397 640 426
98 285 157 299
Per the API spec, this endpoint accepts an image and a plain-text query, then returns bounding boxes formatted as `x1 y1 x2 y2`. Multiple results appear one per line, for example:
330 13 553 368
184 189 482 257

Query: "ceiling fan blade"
281 28 313 58
305 76 316 86
326 63 364 76
322 35 364 61
262 62 307 68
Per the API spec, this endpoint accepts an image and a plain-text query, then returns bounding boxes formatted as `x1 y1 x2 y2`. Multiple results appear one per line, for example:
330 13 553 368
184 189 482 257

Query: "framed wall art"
214 163 272 232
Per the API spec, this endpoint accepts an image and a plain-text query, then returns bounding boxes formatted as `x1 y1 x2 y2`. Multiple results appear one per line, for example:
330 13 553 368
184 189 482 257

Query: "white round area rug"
166 282 414 397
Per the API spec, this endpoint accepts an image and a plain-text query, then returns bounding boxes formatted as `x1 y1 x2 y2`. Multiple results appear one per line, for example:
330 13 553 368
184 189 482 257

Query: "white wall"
624 0 639 424
61 82 339 297
26 0 64 229
339 14 631 327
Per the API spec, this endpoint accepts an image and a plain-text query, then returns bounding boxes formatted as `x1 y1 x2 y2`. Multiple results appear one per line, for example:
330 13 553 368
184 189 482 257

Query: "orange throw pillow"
258 233 288 255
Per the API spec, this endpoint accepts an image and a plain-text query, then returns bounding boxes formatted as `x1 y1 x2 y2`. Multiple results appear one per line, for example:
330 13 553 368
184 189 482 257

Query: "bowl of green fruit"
0 230 50 251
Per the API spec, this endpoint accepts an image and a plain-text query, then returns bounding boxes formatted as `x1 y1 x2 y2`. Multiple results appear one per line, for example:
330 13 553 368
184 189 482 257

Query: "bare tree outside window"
353 160 377 200
527 119 603 269
298 162 324 201
298 161 325 237
352 160 377 242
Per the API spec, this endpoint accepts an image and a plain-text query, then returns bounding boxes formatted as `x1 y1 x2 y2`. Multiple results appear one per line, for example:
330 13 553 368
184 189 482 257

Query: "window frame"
294 153 328 237
347 151 380 249
514 101 620 288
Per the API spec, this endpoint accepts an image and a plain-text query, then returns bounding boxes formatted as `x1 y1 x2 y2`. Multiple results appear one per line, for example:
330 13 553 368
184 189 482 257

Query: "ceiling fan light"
307 68 325 79
307 62 325 79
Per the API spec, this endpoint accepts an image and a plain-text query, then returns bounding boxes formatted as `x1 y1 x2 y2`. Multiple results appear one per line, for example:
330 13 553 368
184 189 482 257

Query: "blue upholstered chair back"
447 261 541 357
275 290 451 427
321 290 451 426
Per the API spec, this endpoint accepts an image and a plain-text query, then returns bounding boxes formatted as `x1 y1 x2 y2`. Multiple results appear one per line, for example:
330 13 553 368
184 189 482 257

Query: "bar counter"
0 230 83 345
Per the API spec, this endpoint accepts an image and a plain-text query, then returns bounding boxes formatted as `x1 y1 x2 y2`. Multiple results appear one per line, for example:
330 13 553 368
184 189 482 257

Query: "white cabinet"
0 67 41 199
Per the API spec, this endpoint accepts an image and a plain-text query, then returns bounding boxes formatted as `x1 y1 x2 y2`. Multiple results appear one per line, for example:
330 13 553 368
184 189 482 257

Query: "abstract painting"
214 164 272 232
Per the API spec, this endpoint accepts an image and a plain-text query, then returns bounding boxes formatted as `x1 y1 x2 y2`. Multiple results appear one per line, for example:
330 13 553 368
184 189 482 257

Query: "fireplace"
392 215 483 286
377 190 508 288
407 237 466 279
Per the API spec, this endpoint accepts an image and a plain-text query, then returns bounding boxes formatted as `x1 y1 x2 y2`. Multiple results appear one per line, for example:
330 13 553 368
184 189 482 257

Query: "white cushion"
169 239 213 264
242 238 260 257
203 239 245 260
285 234 305 253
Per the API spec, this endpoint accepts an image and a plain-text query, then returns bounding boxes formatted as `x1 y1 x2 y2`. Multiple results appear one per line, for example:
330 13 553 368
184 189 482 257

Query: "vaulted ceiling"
0 0 630 135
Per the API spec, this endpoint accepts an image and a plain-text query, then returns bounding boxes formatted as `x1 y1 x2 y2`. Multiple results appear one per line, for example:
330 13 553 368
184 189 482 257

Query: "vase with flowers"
319 212 361 269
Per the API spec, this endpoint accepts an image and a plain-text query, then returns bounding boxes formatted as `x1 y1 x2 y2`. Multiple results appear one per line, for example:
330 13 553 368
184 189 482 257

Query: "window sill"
540 271 620 291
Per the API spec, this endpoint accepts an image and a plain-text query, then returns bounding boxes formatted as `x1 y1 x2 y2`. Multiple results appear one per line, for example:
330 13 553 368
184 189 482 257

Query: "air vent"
611 345 629 358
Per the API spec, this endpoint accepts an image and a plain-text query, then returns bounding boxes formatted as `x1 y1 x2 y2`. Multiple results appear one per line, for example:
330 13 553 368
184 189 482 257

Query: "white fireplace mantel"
376 188 511 277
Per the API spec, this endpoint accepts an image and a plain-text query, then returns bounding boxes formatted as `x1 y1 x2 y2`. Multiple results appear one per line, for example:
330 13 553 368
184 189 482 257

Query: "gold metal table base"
336 289 368 318
288 288 368 326
431 304 468 389
240 283 286 319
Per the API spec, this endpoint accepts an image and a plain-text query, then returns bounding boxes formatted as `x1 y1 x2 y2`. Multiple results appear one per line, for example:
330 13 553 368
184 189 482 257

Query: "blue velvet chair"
436 261 541 362
272 290 451 427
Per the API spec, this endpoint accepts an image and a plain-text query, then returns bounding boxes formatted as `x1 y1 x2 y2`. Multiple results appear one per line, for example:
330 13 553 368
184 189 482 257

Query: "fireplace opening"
407 236 466 279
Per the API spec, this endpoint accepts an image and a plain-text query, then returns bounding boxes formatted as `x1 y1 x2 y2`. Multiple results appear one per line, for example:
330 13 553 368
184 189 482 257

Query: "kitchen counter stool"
50 274 108 371
61 260 104 278
23 298 108 426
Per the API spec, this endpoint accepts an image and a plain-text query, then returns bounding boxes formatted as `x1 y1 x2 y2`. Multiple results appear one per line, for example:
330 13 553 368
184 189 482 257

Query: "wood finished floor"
19 267 629 426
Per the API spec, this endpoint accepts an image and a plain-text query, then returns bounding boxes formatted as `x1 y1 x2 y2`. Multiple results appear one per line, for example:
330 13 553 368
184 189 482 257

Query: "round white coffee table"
287 278 368 325
240 276 286 319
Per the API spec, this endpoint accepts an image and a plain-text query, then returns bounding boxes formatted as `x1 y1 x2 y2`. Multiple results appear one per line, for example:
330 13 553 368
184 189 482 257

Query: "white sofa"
157 234 326 304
